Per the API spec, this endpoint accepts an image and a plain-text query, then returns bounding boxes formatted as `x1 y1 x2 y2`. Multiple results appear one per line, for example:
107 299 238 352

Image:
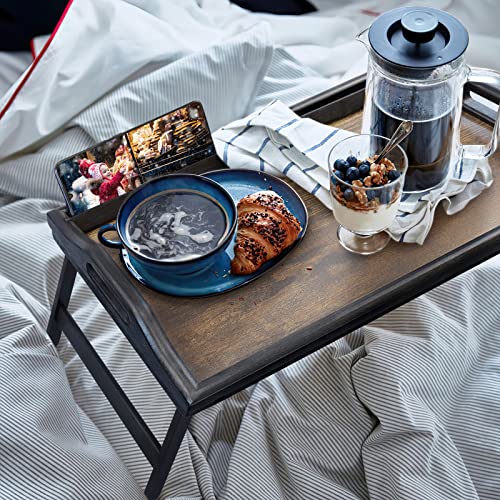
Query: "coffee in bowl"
126 190 229 262
97 173 237 278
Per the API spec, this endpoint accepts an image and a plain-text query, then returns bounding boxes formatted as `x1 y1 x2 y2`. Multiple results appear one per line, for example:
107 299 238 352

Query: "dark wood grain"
85 108 500 388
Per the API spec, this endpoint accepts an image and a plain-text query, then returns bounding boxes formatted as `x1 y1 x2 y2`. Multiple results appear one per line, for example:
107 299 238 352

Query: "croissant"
231 190 302 275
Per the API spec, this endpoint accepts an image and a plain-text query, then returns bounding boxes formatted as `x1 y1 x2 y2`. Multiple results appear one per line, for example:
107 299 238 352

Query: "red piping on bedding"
0 0 74 121
29 39 36 60
360 9 380 17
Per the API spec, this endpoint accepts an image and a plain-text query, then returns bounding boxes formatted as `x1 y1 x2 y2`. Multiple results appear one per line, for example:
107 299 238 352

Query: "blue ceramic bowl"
98 174 237 277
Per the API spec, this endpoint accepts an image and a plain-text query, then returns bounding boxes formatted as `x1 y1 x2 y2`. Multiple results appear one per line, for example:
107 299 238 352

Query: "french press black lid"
368 6 469 70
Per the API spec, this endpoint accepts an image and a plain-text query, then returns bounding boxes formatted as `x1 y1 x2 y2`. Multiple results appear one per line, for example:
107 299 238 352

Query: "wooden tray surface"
84 107 499 392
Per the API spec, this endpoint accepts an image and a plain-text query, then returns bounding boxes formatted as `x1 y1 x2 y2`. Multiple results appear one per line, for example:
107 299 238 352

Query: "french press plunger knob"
401 10 439 44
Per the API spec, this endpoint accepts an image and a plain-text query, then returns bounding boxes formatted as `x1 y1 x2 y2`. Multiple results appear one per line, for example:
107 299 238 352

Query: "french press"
358 7 500 192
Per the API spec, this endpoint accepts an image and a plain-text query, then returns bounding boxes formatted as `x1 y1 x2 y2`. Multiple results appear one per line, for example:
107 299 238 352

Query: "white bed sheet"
0 1 499 499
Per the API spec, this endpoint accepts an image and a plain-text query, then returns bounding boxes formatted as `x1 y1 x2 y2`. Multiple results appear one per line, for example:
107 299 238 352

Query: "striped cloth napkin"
213 100 493 244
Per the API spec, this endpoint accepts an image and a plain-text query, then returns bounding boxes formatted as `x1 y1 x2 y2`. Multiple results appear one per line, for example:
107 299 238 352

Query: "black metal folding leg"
46 259 192 499
47 257 77 345
145 409 191 500
57 306 161 464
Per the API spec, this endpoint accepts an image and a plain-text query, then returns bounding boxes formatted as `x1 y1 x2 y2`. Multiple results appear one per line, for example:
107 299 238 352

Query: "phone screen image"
55 135 140 215
55 102 215 215
127 101 213 179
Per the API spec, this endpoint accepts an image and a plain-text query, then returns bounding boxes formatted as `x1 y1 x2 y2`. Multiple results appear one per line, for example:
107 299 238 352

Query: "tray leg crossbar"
145 409 191 500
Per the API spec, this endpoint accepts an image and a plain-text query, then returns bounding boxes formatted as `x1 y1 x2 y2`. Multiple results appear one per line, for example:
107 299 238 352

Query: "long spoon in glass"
375 120 413 164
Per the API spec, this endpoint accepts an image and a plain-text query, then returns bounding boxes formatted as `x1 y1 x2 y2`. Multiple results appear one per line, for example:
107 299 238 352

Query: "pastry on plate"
231 190 302 275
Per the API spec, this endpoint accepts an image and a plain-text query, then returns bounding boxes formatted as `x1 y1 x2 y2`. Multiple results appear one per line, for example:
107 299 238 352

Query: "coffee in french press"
358 7 500 193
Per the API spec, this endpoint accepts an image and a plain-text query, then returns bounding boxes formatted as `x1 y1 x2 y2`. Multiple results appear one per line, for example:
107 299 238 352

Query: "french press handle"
462 66 500 161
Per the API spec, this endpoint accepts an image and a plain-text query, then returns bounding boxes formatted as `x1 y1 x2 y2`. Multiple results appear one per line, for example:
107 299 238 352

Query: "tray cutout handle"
86 263 131 326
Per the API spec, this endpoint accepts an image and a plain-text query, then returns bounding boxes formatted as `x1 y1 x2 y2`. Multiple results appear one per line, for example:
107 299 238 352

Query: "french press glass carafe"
358 7 500 193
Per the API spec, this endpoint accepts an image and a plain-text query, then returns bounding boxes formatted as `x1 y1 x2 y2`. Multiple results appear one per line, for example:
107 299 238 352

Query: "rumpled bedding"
0 1 499 499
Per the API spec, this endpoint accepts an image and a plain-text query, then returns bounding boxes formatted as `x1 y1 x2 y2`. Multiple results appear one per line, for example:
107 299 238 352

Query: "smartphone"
55 101 215 215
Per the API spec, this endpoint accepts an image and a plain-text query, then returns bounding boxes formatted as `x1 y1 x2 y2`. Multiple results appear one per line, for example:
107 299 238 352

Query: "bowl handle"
97 223 123 248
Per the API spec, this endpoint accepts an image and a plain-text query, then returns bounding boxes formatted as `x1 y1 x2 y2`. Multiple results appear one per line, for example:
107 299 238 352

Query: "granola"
331 155 401 211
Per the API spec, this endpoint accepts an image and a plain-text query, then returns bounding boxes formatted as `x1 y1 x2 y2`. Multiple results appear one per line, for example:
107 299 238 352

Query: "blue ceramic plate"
121 169 308 296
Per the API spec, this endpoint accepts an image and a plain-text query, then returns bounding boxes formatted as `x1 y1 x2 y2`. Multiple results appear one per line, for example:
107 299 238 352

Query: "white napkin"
213 100 493 244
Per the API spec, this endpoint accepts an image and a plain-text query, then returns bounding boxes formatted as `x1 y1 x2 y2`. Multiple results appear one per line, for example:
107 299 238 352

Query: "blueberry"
387 169 400 182
334 169 345 181
345 166 359 182
344 188 355 201
358 162 371 178
366 189 376 201
333 159 349 173
346 155 358 166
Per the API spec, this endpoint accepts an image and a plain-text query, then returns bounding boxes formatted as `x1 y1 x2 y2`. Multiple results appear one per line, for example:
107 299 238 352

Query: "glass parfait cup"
327 134 408 255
